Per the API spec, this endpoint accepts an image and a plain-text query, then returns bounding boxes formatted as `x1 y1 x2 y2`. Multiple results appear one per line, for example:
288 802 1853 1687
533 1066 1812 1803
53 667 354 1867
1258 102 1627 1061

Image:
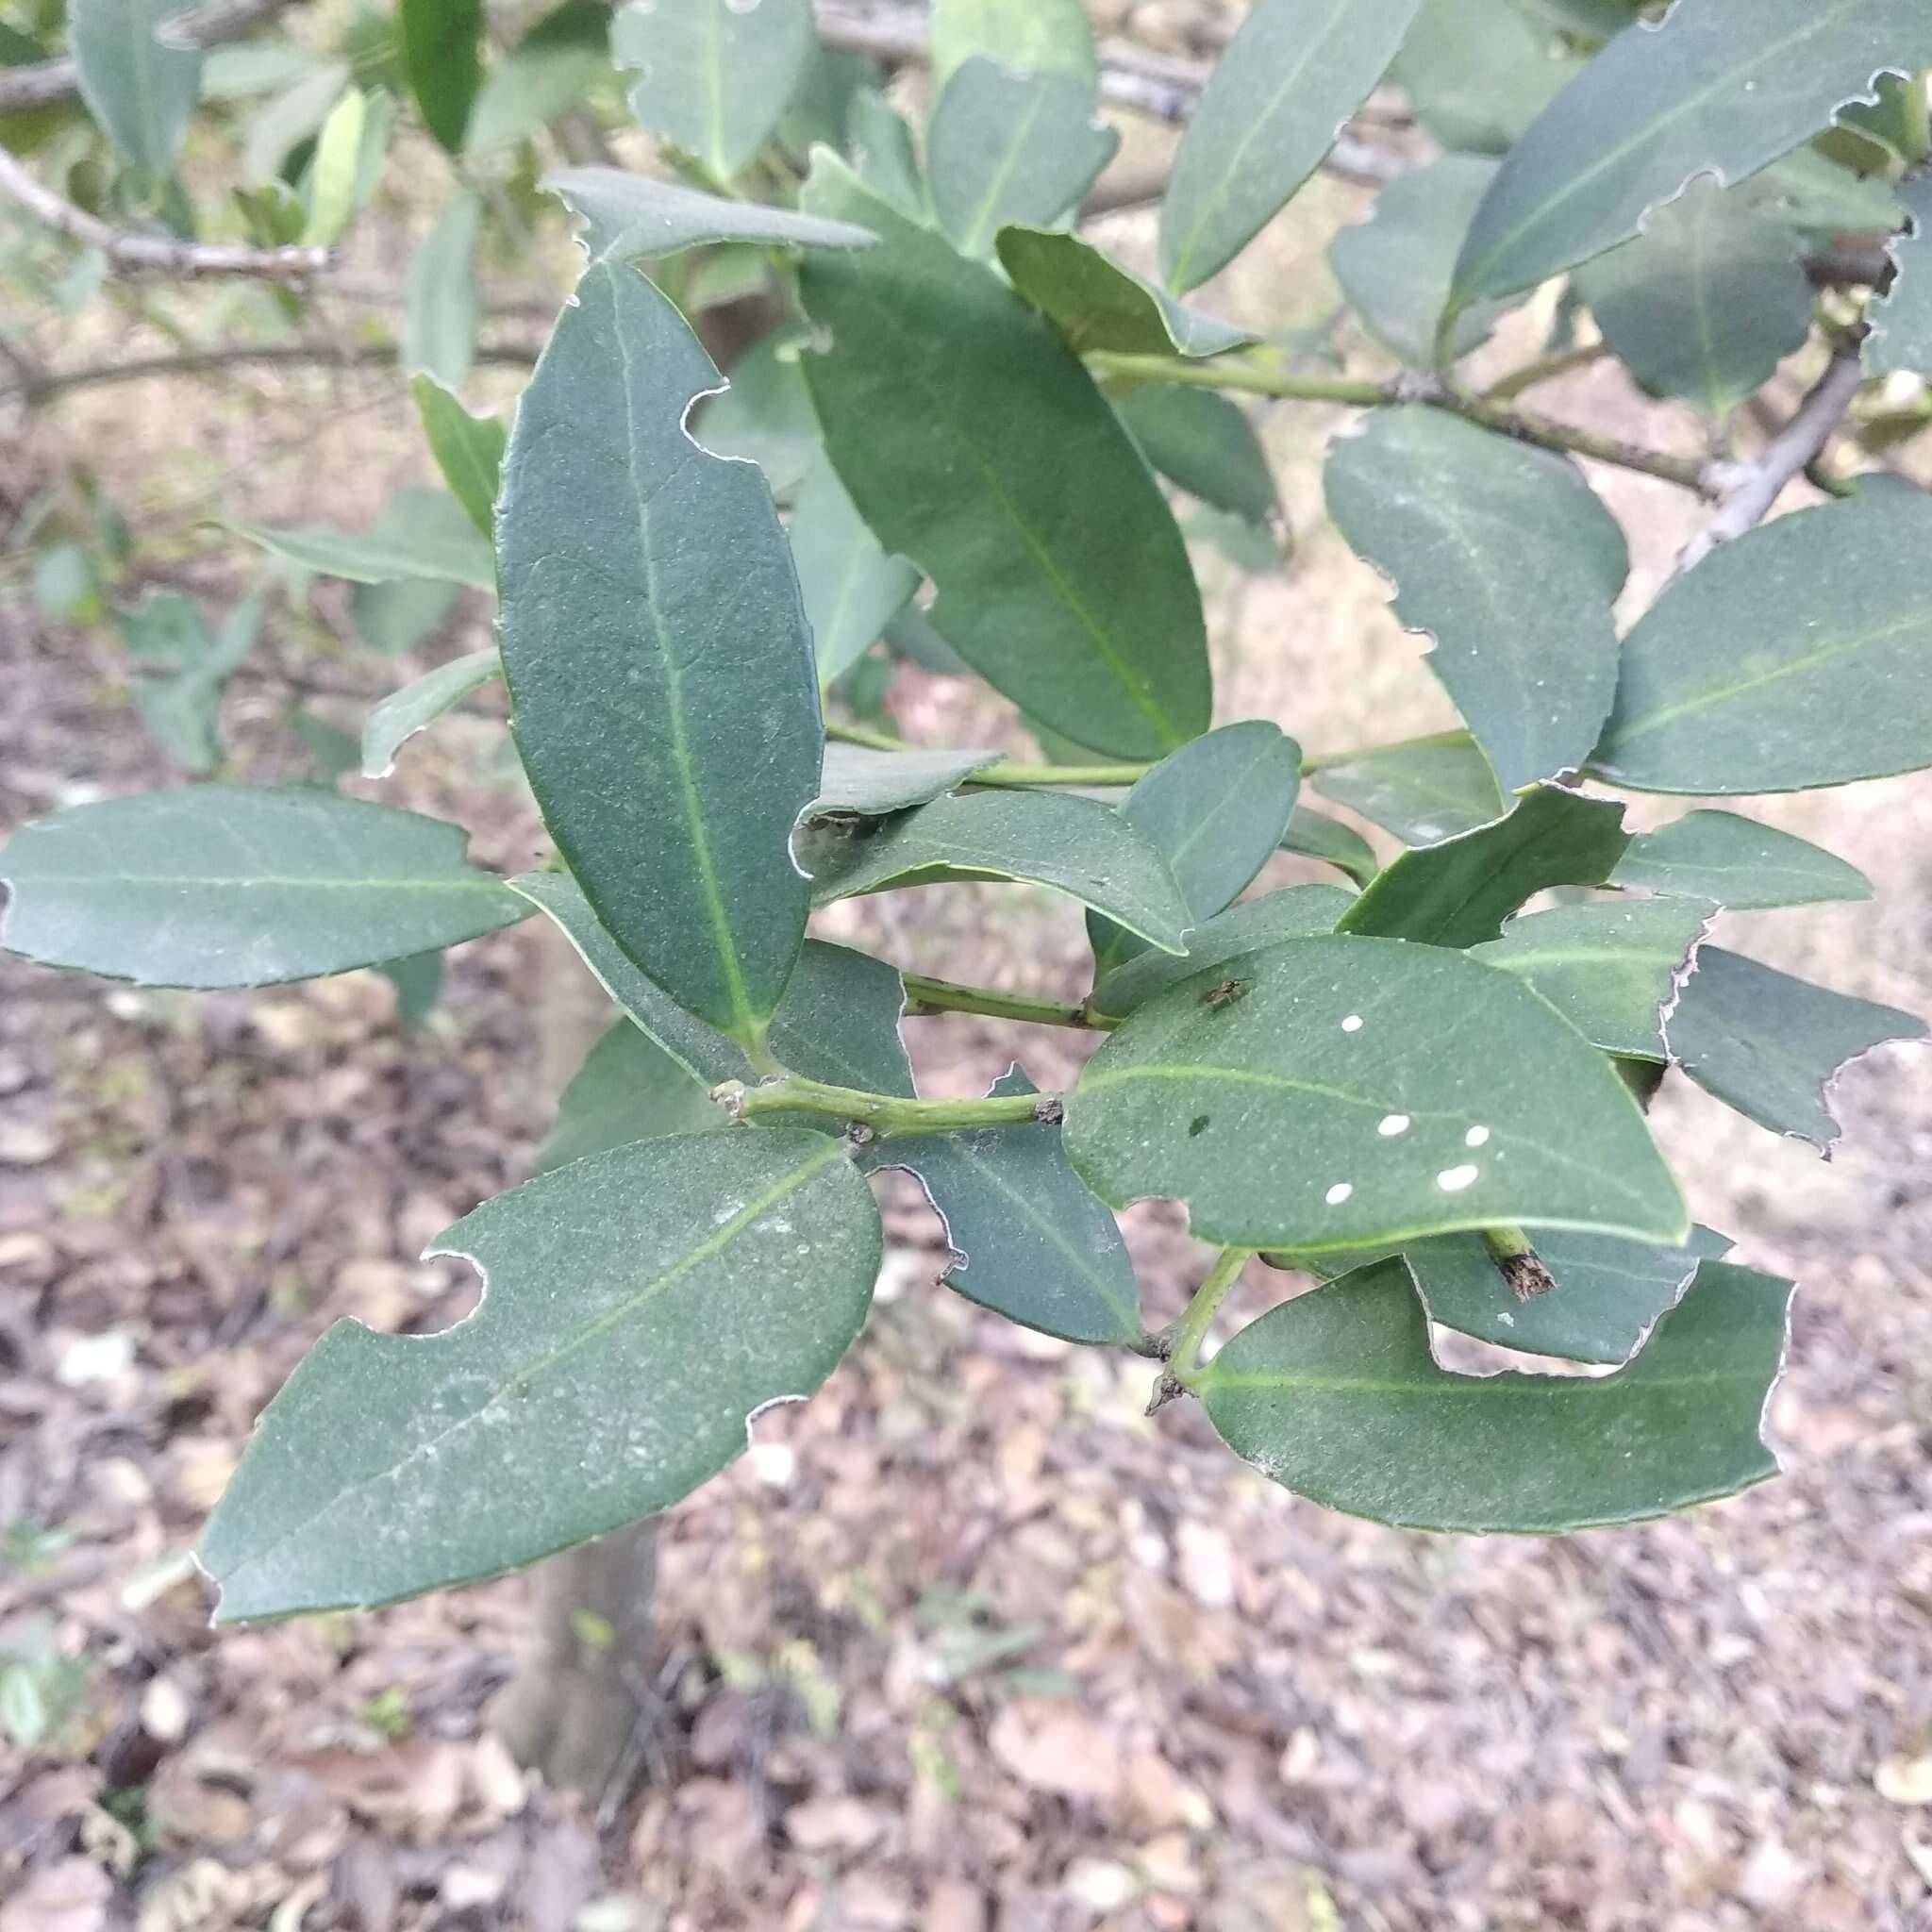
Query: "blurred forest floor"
3 8 1932 1928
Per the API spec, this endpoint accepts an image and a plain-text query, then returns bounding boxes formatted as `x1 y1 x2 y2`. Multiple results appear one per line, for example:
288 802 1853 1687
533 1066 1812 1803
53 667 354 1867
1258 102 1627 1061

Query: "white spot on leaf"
1341 1013 1363 1033
1324 1181 1353 1206
1464 1125 1491 1148
1436 1163 1479 1193
1376 1113 1410 1137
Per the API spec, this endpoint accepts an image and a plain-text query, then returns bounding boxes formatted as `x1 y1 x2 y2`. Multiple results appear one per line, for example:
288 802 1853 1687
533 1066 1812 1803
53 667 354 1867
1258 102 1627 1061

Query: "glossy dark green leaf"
1868 173 1932 378
538 1020 724 1174
790 455 920 688
545 167 876 264
613 0 811 181
398 0 481 153
864 1069 1143 1347
235 487 493 590
1281 805 1377 887
1330 158 1519 368
1066 935 1687 1250
1088 883 1354 1022
1199 1257 1788 1531
1088 723 1300 978
1576 179 1812 416
930 0 1097 92
463 0 612 157
201 1130 881 1620
690 323 820 498
928 60 1118 258
71 0 202 177
1445 0 1932 326
1392 0 1579 158
1308 739 1505 845
498 259 821 1043
798 158 1211 759
809 744 1003 818
800 790 1193 955
1471 899 1710 1059
1338 785 1630 949
1116 387 1277 528
0 789 527 989
1326 410 1626 795
1667 947 1925 1150
996 227 1257 359
361 649 501 779
410 379 505 540
403 191 483 390
1610 810 1873 910
1593 491 1932 793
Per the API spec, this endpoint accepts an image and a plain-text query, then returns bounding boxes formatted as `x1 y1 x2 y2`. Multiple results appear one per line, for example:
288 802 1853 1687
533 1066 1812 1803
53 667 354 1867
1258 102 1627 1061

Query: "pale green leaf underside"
930 0 1097 93
404 192 484 391
790 455 920 689
1869 173 1932 378
1392 0 1580 160
410 378 507 540
1308 739 1505 846
809 743 1004 819
234 487 493 590
538 1020 724 1174
1610 810 1873 909
545 166 876 263
360 648 500 780
72 0 202 177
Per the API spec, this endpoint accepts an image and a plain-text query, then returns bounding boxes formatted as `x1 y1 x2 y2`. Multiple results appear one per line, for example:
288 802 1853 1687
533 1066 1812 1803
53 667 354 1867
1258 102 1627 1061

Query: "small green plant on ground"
3 0 1931 1623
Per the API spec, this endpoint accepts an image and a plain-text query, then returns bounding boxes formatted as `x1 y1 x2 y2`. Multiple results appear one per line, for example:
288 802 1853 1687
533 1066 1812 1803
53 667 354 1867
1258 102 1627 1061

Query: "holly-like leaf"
789 455 920 689
1338 785 1630 949
538 1021 724 1174
1198 1257 1788 1531
1576 178 1812 417
1281 806 1377 887
1610 810 1873 910
798 157 1211 759
1159 0 1422 293
1326 409 1626 795
1066 935 1687 1251
1391 0 1580 158
200 1130 882 1620
1088 723 1300 979
996 227 1257 359
798 791 1193 956
1592 491 1932 793
398 0 482 152
1088 883 1355 1023
545 166 876 264
690 323 820 499
1330 157 1518 368
1666 947 1925 1150
1308 738 1504 846
410 379 506 541
71 0 202 178
236 487 493 590
497 260 822 1043
1471 899 1711 1059
613 0 811 182
403 192 483 391
361 649 501 779
1115 387 1277 529
928 60 1118 258
1869 173 1932 377
863 1069 1144 1347
930 0 1097 93
1444 0 1932 330
809 744 1004 818
0 789 528 989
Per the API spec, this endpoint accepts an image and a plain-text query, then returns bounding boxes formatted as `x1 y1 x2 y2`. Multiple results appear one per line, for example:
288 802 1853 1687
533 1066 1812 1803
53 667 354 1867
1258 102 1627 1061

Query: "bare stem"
1481 1226 1557 1302
901 973 1102 1030
1167 1245 1255 1388
715 1074 1058 1138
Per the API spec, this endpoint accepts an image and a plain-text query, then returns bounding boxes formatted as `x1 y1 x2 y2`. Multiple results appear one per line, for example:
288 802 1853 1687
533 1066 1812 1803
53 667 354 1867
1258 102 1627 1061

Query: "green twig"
715 1073 1058 1137
1482 341 1610 404
1481 1225 1557 1301
901 973 1102 1029
1167 1245 1255 1388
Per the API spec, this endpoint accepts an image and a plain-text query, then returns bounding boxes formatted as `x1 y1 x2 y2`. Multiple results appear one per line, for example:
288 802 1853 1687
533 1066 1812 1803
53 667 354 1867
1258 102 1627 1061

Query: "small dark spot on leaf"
1189 1113 1211 1138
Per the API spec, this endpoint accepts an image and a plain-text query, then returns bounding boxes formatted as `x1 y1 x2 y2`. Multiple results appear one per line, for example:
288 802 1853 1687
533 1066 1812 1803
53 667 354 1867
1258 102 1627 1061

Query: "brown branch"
0 0 301 114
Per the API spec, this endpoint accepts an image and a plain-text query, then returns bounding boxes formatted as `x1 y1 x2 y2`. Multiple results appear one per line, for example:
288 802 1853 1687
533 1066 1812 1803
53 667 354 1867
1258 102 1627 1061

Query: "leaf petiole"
714 1074 1060 1138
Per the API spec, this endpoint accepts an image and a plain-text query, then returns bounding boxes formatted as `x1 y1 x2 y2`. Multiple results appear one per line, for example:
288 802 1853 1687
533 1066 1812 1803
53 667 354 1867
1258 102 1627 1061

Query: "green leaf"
350 577 460 658
930 0 1097 93
235 486 493 590
1402 1224 1733 1367
690 323 821 499
1088 883 1355 1023
1198 1257 1788 1531
777 42 879 163
1158 0 1422 293
300 85 366 245
1393 0 1580 159
1330 157 1519 368
1610 810 1873 910
798 790 1194 956
809 743 1003 818
863 1069 1143 1347
376 949 443 1033
242 60 348 185
71 0 202 178
538 1020 724 1174
1667 947 1925 1150
403 191 483 391
1115 386 1277 528
0 788 528 989
410 378 506 540
1088 723 1300 979
996 226 1257 358
928 60 1118 258
1592 491 1932 793
1066 934 1687 1250
790 455 920 689
1471 899 1710 1059
1752 149 1904 240
463 0 612 157
1281 805 1377 887
545 166 877 264
119 591 260 774
509 872 913 1098
848 89 924 212
397 0 482 153
1575 178 1812 416
1868 172 1932 378
361 648 501 779
200 1129 881 1619
497 260 822 1043
799 157 1212 759
1444 0 1932 327
1338 785 1630 949
1308 738 1504 845
1325 409 1626 795
613 0 811 181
